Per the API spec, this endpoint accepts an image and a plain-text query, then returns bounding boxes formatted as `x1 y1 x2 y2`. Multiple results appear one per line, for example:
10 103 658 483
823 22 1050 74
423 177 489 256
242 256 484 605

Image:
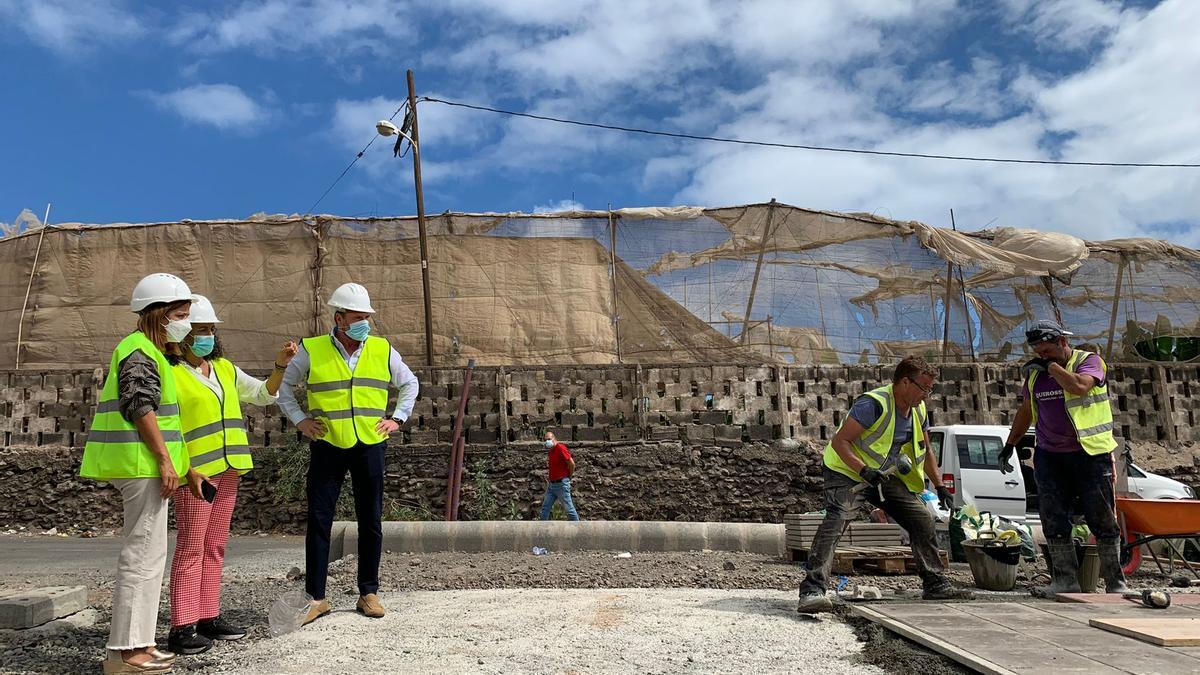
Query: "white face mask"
544 439 555 448
164 319 193 343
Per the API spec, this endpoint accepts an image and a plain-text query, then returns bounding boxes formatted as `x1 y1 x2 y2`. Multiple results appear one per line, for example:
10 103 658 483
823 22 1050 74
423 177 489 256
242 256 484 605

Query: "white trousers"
107 478 169 651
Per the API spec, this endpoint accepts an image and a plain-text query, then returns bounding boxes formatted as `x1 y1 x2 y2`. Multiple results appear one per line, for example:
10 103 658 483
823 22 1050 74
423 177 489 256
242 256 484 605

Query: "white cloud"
0 0 142 55
361 0 1197 247
532 199 585 214
168 0 413 57
144 84 272 131
1001 0 1133 51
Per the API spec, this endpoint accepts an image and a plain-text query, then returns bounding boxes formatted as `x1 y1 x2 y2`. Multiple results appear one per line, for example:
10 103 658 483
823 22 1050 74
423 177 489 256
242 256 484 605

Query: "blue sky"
2 0 1197 246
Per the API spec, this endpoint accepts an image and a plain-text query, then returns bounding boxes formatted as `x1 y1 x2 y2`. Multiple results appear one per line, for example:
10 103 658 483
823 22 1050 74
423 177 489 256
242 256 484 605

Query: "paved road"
0 534 302 575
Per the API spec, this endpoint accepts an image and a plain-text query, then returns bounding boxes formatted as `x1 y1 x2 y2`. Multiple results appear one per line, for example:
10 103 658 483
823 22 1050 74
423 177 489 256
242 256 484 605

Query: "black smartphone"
200 480 218 503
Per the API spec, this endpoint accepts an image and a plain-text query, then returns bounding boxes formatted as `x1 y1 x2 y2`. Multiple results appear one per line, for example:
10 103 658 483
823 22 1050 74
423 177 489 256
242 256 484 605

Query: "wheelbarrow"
1117 497 1200 577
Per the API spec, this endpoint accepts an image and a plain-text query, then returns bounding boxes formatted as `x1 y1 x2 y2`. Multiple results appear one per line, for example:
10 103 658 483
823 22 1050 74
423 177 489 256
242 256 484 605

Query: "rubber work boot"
795 588 833 614
357 593 386 618
1032 539 1082 598
1097 538 1130 594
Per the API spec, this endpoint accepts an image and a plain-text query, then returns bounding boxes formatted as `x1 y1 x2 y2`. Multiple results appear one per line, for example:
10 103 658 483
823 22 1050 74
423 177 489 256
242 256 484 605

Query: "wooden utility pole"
407 69 435 366
741 198 777 344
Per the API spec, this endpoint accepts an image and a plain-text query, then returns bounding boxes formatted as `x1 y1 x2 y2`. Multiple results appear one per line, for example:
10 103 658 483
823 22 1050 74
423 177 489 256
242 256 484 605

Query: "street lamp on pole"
374 70 435 367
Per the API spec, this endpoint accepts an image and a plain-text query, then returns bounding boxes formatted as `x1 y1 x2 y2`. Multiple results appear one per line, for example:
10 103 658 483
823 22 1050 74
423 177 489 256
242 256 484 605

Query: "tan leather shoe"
302 598 332 626
149 649 175 664
102 651 172 674
356 593 385 618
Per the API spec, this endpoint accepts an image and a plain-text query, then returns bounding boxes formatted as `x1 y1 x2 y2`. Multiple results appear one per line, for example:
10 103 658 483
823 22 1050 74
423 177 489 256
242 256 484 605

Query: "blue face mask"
345 319 371 341
544 439 555 448
190 335 215 358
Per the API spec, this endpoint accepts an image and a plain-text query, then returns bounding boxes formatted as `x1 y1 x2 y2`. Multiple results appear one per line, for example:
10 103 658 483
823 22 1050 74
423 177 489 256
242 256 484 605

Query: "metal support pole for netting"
444 359 475 521
950 209 975 362
608 207 622 363
741 198 777 344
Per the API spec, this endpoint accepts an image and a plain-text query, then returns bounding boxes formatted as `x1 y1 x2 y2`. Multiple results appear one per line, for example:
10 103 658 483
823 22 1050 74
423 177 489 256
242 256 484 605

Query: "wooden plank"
1059 593 1200 605
1089 618 1200 646
850 606 1019 675
859 558 907 573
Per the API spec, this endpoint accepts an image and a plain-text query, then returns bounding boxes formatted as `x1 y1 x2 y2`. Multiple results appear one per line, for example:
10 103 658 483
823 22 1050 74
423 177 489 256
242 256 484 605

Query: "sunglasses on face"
1025 330 1060 344
908 378 933 396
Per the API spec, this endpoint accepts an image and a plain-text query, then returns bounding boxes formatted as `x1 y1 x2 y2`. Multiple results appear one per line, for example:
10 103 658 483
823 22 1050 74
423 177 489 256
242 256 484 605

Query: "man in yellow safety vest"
796 356 971 613
1000 319 1125 597
277 282 419 624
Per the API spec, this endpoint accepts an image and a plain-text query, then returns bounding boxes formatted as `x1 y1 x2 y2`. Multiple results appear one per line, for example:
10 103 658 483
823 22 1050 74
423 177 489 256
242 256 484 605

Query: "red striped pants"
170 469 240 627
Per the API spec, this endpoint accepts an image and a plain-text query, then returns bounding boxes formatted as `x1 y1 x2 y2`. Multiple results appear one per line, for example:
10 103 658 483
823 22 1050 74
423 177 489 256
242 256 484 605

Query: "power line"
420 96 1200 169
306 103 407 216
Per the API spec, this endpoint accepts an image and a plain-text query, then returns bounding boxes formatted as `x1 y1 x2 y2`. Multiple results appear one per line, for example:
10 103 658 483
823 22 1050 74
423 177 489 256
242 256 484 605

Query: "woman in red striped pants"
167 296 297 655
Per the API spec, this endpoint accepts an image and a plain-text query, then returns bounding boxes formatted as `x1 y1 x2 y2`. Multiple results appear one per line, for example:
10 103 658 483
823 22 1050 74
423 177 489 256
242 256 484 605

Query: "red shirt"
547 443 573 482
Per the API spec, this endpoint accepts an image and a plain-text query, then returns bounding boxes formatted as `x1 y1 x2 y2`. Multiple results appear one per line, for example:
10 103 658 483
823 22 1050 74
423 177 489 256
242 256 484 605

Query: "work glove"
998 443 1017 474
936 486 954 512
859 467 886 487
1020 357 1050 378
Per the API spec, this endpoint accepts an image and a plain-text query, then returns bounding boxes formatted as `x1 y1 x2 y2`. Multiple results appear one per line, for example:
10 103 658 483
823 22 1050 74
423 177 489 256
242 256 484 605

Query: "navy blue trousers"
305 439 385 600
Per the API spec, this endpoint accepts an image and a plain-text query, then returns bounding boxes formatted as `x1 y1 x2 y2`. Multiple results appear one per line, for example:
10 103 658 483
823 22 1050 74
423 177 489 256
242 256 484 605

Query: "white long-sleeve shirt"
276 331 420 425
181 361 278 407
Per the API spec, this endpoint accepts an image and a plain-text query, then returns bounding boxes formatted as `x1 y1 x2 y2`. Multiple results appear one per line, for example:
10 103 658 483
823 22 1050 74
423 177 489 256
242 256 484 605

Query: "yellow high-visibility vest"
823 384 928 494
80 332 188 480
173 358 253 476
1027 349 1117 455
302 335 392 448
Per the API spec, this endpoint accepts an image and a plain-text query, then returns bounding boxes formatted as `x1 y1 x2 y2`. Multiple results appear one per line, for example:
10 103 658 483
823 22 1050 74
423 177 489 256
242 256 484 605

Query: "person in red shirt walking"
539 431 580 521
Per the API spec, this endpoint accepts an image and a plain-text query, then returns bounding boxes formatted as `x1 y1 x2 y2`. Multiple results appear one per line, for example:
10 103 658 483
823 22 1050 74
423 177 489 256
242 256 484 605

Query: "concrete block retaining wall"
2 362 1197 532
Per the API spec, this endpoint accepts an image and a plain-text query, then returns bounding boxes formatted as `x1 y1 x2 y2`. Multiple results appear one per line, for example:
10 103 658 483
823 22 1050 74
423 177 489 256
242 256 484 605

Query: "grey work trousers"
798 467 946 593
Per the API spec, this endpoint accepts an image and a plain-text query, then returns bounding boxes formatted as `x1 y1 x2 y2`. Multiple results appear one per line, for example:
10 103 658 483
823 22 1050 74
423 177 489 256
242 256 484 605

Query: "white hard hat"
189 295 223 324
130 273 198 313
327 282 375 313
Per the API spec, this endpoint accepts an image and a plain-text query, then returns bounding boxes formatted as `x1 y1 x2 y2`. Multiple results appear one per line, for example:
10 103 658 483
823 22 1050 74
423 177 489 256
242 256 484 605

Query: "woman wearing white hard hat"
165 296 298 655
80 273 197 674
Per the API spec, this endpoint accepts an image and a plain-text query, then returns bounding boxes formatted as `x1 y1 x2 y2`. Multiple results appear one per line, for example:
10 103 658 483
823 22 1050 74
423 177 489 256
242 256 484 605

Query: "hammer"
850 455 914 501
1123 590 1172 609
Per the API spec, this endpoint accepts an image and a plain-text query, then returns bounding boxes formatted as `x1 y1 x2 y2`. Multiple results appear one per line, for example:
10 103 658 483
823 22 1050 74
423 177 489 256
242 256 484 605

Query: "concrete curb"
328 521 784 560
0 586 87 629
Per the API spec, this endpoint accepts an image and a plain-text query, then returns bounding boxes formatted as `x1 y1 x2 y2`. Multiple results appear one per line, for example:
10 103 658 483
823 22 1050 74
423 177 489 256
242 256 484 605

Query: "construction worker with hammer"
797 356 970 613
276 282 420 624
999 319 1126 597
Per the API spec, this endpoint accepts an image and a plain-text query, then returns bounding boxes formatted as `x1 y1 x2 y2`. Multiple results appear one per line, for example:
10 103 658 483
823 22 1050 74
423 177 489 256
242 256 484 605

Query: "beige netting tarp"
2 202 1197 368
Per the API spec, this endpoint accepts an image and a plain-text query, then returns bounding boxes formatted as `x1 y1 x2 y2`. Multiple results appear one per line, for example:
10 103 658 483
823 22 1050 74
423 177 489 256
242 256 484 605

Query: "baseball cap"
1025 319 1073 344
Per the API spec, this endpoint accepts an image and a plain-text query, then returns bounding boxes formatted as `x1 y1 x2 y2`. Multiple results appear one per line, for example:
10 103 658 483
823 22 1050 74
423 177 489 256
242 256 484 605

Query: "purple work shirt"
1022 353 1106 453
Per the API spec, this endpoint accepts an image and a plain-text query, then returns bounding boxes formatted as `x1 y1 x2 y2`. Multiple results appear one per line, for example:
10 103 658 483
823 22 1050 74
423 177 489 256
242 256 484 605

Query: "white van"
927 424 1195 520
927 425 1033 520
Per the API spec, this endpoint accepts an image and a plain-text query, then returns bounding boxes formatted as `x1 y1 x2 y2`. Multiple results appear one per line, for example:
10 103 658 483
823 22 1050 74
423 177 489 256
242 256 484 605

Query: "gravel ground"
0 544 955 674
2 538 1190 674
